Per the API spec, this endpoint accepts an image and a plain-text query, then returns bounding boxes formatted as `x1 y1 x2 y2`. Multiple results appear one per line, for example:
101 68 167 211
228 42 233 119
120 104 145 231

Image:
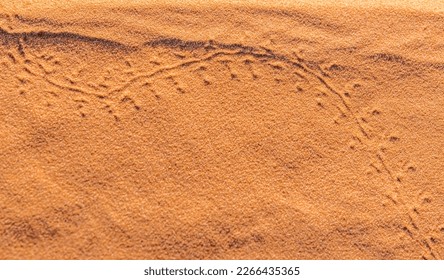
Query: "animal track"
1 27 439 259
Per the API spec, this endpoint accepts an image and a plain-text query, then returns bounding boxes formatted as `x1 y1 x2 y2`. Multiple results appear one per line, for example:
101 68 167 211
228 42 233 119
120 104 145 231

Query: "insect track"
1 31 437 258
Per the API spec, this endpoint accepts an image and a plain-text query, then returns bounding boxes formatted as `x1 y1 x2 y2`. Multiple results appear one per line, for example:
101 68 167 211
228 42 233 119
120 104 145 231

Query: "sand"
0 0 443 259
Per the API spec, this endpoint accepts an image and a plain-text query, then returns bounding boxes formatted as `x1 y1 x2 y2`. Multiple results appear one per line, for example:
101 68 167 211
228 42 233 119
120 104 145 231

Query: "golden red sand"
0 1 443 259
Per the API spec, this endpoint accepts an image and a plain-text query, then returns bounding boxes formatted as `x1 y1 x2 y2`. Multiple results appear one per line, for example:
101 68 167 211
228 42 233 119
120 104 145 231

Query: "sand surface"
0 0 443 259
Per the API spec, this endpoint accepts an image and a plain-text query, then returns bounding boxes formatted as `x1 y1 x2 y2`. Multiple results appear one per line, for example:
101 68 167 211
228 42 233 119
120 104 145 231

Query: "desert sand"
0 0 443 259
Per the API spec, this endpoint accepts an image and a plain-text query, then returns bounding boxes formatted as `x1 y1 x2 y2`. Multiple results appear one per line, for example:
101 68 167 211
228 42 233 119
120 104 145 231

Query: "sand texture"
0 1 443 259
